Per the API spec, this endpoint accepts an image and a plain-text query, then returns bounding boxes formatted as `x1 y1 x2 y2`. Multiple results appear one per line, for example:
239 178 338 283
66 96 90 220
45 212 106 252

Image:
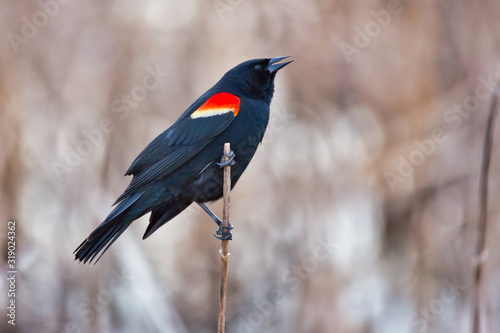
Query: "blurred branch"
218 143 232 333
472 64 500 333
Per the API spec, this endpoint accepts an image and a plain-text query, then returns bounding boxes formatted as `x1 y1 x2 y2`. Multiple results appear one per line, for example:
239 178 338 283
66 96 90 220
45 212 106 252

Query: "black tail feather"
74 193 144 264
74 224 126 264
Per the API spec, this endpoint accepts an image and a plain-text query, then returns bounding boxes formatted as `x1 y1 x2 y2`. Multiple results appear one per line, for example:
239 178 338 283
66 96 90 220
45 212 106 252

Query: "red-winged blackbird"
74 56 292 263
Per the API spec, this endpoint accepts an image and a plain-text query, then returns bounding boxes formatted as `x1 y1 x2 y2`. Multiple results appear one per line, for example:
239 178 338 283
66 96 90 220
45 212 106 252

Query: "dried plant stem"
472 69 499 333
217 143 232 333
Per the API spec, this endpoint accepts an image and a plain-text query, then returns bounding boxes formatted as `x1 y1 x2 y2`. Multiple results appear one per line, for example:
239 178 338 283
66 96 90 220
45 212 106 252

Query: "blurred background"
1 0 500 332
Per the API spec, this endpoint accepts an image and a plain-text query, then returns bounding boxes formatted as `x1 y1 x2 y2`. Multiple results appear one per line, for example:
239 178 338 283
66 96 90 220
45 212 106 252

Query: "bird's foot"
214 223 233 240
217 150 235 168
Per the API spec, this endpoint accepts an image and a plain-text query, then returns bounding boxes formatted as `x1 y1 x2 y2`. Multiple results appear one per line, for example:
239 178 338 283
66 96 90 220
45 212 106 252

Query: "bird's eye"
254 64 263 71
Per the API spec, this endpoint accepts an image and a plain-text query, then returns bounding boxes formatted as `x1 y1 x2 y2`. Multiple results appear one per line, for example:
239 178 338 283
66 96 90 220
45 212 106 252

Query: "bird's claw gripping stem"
214 223 233 240
217 150 235 168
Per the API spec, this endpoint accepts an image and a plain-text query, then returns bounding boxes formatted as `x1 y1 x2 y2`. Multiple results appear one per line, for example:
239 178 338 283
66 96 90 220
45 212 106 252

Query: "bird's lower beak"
268 55 293 73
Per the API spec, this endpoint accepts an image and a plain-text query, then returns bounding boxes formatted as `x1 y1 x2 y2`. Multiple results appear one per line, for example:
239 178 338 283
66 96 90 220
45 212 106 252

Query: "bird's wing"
115 92 240 204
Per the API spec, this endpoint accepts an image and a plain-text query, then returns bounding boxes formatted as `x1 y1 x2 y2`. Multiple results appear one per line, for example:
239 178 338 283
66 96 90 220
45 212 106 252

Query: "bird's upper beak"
268 55 293 73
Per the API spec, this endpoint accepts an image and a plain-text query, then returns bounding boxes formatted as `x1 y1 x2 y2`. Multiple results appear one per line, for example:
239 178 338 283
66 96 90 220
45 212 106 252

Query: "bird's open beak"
268 55 293 73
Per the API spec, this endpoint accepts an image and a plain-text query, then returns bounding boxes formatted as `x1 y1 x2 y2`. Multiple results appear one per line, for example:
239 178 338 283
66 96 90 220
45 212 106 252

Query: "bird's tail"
74 192 146 264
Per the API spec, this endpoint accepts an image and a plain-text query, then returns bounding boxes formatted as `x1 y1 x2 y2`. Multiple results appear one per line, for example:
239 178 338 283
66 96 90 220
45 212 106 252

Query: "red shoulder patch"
190 93 240 119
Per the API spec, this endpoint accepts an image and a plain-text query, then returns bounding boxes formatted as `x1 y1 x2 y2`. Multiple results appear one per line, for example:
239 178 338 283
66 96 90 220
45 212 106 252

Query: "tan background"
1 1 500 332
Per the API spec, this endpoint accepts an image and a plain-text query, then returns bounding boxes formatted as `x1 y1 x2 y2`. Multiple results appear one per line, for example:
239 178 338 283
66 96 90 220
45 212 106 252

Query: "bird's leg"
217 149 235 168
198 202 223 225
197 202 233 240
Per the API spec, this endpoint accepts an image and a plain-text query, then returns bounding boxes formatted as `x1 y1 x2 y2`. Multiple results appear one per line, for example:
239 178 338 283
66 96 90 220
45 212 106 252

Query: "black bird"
74 56 292 263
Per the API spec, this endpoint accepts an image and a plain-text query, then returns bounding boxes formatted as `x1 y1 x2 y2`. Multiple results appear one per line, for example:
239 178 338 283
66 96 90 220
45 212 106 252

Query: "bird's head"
218 56 293 103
